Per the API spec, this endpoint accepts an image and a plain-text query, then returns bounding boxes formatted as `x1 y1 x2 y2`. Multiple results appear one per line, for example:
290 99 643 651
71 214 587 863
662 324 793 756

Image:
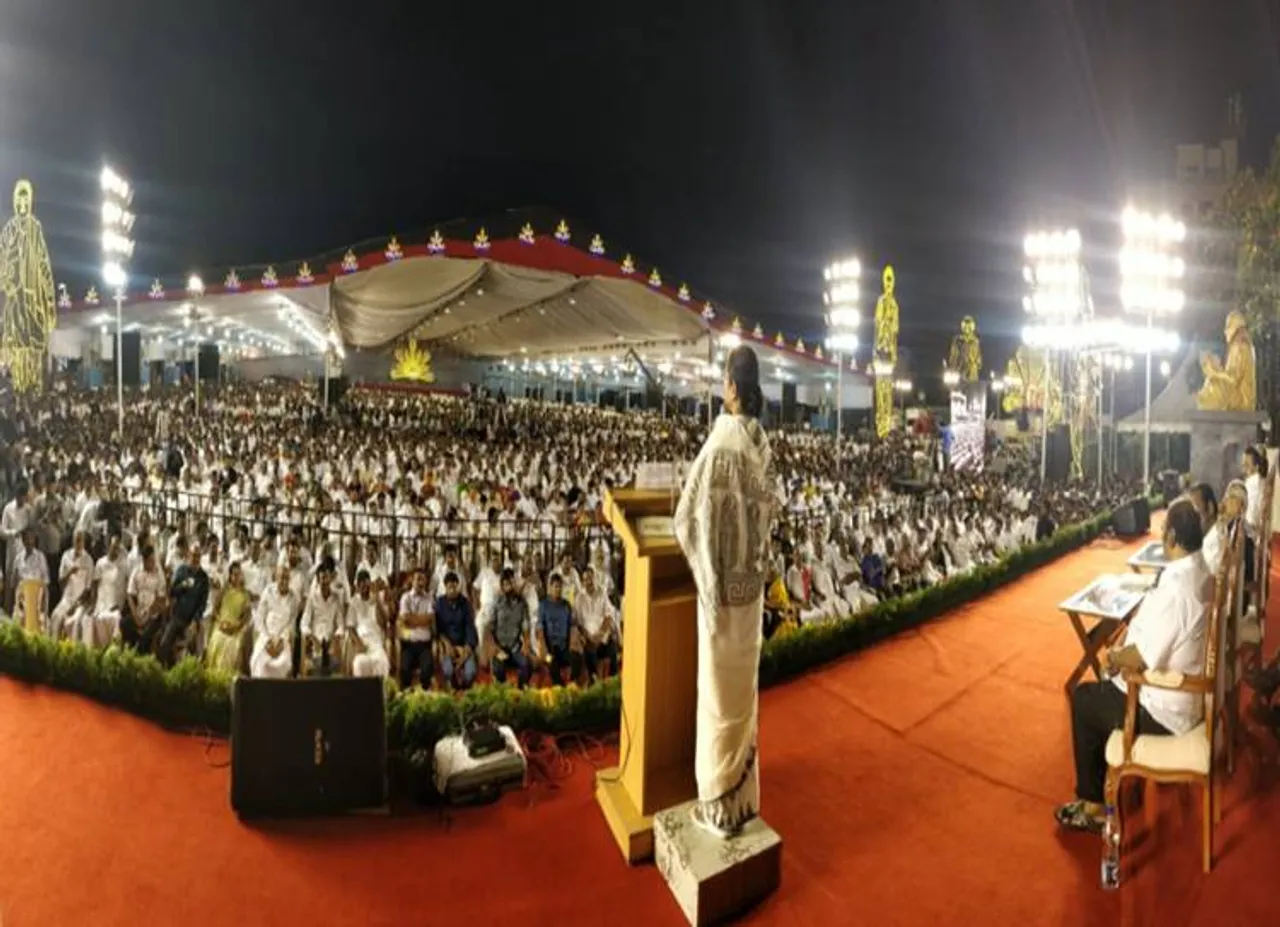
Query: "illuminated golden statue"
873 265 899 438
390 339 435 383
1003 346 1063 424
1196 310 1256 411
0 180 57 392
947 314 982 382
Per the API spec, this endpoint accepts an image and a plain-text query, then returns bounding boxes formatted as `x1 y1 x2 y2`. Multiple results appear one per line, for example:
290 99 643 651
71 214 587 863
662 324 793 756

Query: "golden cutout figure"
948 314 982 383
0 180 57 392
874 265 900 437
1197 309 1256 411
390 339 436 383
1002 346 1062 422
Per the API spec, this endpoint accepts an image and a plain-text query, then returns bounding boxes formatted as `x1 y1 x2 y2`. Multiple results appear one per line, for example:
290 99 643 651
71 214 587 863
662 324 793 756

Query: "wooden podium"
596 488 699 864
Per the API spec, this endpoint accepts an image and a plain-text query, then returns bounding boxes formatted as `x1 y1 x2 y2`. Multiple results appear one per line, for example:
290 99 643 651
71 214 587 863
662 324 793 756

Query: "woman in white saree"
674 345 776 839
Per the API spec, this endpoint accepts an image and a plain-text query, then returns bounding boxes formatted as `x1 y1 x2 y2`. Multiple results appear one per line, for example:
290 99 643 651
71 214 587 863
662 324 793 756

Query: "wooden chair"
1103 522 1244 876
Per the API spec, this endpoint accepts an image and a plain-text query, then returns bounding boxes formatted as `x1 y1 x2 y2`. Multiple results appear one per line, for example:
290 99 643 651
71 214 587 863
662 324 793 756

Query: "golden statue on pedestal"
1196 309 1256 411
874 265 899 438
0 180 57 392
947 315 982 382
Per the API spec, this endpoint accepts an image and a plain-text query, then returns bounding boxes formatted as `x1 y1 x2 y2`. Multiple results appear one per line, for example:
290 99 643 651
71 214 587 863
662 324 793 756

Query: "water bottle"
1100 806 1121 890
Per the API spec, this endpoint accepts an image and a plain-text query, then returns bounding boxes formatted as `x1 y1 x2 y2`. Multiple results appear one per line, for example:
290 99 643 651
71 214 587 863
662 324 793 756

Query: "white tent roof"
54 210 860 389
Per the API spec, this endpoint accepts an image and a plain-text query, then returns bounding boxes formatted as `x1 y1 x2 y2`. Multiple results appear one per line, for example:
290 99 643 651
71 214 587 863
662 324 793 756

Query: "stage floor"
2 531 1279 927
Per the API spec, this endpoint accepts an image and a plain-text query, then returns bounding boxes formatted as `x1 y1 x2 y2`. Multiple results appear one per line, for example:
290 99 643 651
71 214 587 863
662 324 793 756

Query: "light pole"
823 256 861 440
1022 227 1085 484
1120 206 1185 490
101 166 135 440
187 274 205 416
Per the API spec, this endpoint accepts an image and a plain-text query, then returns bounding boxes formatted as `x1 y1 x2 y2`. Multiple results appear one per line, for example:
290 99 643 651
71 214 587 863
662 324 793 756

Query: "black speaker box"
1046 425 1071 483
1113 496 1151 538
231 677 387 818
326 376 350 405
198 343 220 381
118 331 141 386
1113 502 1139 537
781 382 797 424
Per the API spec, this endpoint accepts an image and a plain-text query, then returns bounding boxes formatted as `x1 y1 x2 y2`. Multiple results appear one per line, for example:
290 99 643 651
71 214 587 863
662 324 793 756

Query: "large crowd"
0 380 1134 690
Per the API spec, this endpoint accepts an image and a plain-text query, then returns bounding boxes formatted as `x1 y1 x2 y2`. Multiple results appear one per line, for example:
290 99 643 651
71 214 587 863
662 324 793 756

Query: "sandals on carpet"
1054 800 1104 834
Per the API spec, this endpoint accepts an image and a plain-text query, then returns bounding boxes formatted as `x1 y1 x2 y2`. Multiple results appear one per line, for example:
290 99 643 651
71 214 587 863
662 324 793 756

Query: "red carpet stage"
2 533 1278 926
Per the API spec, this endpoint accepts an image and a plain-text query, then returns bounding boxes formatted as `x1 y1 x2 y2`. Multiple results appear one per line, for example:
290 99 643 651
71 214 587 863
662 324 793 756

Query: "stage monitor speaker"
118 331 141 386
1046 425 1071 483
1113 496 1151 538
231 677 387 818
198 343 220 381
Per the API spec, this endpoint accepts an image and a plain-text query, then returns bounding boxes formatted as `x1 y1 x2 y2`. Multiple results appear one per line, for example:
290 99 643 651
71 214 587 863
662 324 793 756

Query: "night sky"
2 0 1278 377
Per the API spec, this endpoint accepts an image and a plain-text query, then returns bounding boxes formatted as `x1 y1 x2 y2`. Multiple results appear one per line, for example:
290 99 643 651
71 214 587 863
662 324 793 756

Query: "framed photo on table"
1126 541 1169 574
1058 573 1151 696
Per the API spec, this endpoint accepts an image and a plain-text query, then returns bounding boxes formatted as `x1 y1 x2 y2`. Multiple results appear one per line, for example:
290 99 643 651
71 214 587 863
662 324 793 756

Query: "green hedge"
0 506 1121 756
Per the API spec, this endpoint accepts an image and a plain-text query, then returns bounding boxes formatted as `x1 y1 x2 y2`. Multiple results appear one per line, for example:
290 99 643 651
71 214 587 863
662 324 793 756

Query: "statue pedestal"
1189 410 1266 492
654 802 782 926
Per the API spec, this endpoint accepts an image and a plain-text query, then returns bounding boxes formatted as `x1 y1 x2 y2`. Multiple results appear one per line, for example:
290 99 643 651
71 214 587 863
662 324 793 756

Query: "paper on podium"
637 516 675 538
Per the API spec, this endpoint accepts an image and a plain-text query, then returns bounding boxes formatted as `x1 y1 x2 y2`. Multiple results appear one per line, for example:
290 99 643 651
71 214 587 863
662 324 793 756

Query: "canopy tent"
53 208 864 395
1117 346 1198 434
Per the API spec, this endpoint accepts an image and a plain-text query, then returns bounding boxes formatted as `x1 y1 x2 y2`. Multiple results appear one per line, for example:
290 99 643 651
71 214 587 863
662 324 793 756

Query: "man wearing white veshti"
674 344 775 839
251 566 298 679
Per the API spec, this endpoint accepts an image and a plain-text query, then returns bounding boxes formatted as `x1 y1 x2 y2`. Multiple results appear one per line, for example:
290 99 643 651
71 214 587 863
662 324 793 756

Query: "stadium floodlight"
1120 204 1186 487
101 163 135 440
823 255 861 439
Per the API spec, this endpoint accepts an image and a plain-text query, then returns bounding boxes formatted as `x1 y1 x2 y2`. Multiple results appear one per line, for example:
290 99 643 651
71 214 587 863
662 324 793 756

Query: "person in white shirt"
1056 499 1213 833
12 528 50 633
123 546 167 654
1 487 32 614
71 536 128 648
1242 445 1267 540
574 566 619 679
300 565 346 676
398 570 435 688
348 569 390 678
52 531 95 637
251 566 299 679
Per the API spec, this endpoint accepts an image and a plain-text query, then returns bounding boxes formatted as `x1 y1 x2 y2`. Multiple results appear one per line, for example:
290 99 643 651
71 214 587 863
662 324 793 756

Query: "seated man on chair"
487 568 532 686
122 546 167 654
300 562 346 676
251 566 299 679
1055 498 1213 833
434 572 478 690
537 573 583 685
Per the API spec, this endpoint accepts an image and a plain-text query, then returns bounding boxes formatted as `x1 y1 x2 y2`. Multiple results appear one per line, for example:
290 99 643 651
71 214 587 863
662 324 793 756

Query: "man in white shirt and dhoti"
674 346 775 839
12 528 49 634
300 565 346 676
1 487 32 615
52 530 94 637
348 569 390 678
251 567 299 679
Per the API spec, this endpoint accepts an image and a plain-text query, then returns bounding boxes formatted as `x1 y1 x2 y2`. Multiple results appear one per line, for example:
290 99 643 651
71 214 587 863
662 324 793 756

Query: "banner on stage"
949 386 986 472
